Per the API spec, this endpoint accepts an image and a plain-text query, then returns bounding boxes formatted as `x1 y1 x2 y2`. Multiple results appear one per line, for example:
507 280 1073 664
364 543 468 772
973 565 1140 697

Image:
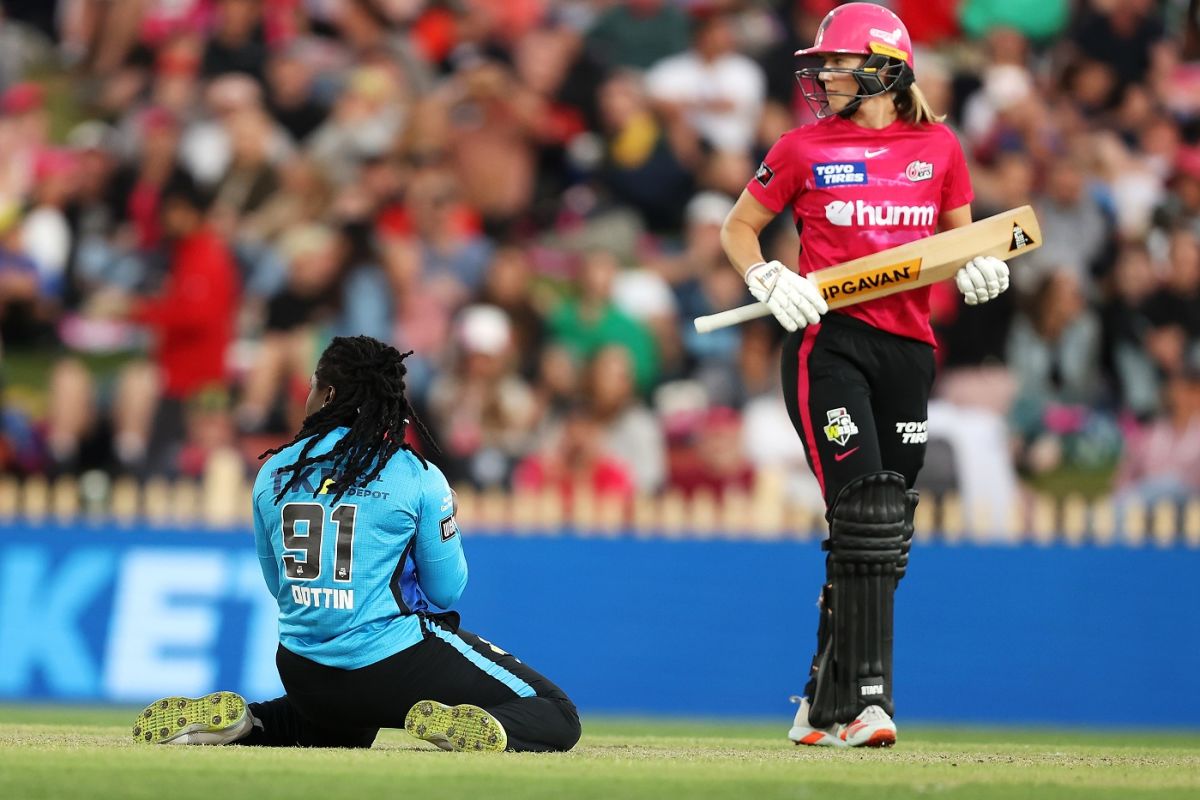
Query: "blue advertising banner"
1 523 1198 726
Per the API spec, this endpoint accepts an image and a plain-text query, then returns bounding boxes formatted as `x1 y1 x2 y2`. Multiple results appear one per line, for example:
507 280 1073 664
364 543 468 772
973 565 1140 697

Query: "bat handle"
693 302 773 333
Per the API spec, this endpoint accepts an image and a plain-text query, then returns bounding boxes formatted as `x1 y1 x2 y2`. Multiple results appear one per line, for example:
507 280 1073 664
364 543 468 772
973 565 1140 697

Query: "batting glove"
745 261 828 332
955 255 1010 306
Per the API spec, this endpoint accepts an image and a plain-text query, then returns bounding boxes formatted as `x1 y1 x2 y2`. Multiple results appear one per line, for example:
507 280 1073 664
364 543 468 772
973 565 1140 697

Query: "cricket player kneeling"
132 336 580 753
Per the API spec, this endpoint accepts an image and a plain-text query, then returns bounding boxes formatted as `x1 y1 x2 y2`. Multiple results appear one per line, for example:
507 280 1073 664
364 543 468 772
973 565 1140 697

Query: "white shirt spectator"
21 206 70 289
742 393 824 512
645 50 765 154
603 406 666 494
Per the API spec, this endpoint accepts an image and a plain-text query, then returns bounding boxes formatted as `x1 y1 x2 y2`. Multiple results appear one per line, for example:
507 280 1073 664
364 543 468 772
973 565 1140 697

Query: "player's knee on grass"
554 697 582 752
342 728 379 749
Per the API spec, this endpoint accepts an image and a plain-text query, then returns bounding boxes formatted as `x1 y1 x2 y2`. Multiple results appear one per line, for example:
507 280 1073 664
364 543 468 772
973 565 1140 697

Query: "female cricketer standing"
720 3 1010 747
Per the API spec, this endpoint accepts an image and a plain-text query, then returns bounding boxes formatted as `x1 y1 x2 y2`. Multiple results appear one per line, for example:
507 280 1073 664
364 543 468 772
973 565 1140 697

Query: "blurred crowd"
0 0 1198 521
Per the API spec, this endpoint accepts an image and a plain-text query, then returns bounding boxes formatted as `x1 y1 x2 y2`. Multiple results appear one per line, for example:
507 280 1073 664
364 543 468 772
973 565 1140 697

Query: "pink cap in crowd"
1 82 45 116
33 148 78 182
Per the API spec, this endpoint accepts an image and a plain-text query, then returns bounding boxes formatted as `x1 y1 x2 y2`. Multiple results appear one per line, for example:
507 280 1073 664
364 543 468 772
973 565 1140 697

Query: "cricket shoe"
787 696 845 747
132 692 253 745
837 705 897 748
405 700 508 752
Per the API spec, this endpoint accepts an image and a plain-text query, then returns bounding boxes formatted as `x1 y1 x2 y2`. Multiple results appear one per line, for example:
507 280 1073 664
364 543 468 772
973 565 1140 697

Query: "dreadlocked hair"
260 336 438 504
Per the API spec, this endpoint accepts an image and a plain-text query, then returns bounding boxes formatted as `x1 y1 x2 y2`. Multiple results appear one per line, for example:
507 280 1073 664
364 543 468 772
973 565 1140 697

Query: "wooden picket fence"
1 447 1198 546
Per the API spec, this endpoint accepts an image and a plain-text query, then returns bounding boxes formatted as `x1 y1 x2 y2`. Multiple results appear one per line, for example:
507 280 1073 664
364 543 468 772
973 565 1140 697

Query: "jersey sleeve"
940 129 974 211
746 133 803 214
252 489 280 598
414 464 468 609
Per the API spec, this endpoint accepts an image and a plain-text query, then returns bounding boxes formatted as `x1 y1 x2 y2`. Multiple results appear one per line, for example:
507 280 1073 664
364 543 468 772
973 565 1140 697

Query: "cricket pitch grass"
1 706 1198 799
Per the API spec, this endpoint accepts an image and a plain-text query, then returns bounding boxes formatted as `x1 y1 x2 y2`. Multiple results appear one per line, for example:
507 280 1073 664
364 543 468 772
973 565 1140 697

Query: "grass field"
1 706 1198 800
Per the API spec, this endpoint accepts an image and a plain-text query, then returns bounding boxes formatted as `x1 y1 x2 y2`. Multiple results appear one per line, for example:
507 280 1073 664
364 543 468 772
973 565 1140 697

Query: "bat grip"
693 302 773 333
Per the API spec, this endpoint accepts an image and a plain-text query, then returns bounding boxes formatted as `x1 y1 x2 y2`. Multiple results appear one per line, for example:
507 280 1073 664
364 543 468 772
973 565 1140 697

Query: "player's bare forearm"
720 218 767 277
721 190 778 275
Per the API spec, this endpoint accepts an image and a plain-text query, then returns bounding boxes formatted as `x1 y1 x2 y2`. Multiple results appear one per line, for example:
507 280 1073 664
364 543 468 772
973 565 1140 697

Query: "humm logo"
819 258 923 302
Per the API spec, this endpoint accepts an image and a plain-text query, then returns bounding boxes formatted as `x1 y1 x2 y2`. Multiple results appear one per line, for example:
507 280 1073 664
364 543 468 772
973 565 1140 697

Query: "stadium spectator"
21 149 77 304
1161 147 1200 238
264 42 328 144
427 304 538 488
644 10 766 157
92 171 240 476
595 69 699 233
583 345 665 494
475 244 547 381
548 248 658 394
1029 152 1111 290
442 56 541 232
0 82 48 207
958 0 1070 42
0 204 41 347
513 401 635 509
236 223 342 437
1100 242 1163 419
308 65 406 187
211 106 280 226
667 406 754 500
1008 270 1107 474
1114 359 1200 513
1145 229 1200 356
121 107 183 250
1070 0 1167 90
586 0 691 71
201 0 268 84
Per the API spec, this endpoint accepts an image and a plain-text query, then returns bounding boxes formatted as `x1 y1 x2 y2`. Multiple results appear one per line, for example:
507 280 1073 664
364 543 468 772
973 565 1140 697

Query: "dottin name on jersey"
292 585 355 610
819 258 922 301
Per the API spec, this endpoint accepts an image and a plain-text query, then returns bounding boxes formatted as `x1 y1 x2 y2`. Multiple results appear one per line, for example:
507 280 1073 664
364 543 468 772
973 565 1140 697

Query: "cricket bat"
693 205 1041 334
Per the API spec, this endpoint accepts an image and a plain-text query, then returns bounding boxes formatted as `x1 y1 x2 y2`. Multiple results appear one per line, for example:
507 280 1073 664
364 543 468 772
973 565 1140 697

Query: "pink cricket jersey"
746 115 973 345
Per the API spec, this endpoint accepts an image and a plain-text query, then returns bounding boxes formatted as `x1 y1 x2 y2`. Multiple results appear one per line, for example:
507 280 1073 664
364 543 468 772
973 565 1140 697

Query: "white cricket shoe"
132 692 253 745
787 696 845 747
837 704 897 748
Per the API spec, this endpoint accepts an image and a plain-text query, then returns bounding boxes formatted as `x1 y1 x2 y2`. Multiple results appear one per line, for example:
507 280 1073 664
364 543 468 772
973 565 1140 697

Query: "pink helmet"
796 2 914 73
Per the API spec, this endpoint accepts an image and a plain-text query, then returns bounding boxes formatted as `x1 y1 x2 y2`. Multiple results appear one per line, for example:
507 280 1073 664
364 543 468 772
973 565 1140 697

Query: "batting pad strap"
897 489 918 583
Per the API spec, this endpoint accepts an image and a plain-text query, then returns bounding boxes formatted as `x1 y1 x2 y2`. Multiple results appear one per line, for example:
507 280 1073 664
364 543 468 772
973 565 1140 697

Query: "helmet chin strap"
836 94 866 119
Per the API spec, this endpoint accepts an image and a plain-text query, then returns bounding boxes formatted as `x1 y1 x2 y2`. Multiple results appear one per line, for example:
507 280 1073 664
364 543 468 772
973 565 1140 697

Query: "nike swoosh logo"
864 149 887 158
834 447 860 462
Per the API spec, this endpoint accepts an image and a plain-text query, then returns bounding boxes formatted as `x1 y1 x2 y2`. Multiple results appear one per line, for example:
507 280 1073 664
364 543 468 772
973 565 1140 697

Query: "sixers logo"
905 160 933 182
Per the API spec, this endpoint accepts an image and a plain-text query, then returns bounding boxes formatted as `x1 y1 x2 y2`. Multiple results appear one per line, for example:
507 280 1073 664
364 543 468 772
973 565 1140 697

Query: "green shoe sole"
132 692 249 745
404 701 508 752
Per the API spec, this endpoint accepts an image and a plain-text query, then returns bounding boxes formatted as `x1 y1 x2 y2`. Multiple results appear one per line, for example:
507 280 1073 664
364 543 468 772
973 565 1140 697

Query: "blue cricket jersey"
252 428 468 669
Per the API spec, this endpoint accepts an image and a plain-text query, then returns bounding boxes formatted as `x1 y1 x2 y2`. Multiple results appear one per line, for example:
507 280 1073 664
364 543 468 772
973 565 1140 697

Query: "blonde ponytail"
903 83 946 125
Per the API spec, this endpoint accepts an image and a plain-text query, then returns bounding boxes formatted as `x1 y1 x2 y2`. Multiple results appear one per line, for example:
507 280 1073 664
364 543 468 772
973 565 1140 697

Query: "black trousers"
781 313 936 506
781 314 934 705
240 612 580 752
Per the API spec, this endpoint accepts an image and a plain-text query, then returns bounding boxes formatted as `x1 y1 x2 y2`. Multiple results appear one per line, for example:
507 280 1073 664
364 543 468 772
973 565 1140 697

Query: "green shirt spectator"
587 0 691 70
959 0 1070 42
549 299 659 395
549 250 659 394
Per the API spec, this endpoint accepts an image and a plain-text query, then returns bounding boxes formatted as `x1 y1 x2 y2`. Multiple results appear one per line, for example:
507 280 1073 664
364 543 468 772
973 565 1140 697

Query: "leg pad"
808 471 907 729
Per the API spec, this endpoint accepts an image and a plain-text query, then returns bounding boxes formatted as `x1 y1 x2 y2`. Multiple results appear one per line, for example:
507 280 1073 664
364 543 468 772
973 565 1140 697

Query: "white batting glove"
955 255 1010 306
744 261 828 332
